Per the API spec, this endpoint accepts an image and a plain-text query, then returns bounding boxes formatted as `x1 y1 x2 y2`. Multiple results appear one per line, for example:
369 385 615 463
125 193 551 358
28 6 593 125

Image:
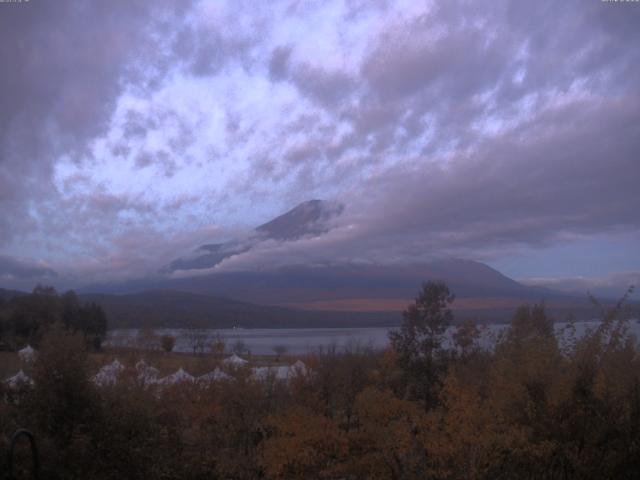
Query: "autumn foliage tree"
260 406 347 479
389 280 454 409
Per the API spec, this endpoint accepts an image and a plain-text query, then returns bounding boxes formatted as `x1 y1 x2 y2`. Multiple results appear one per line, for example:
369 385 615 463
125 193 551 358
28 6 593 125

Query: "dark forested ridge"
3 283 632 331
79 290 396 329
82 288 623 329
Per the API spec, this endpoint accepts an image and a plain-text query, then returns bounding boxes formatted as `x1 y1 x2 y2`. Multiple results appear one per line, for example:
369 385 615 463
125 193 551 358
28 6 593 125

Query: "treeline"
1 282 639 479
0 285 107 350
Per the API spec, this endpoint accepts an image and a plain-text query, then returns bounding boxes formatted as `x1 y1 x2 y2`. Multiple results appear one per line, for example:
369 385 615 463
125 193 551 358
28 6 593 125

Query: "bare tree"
186 326 207 355
232 339 246 355
211 333 226 357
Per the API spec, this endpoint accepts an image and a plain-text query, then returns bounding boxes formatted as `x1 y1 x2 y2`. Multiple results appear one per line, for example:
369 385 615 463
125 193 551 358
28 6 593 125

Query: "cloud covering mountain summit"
166 200 344 273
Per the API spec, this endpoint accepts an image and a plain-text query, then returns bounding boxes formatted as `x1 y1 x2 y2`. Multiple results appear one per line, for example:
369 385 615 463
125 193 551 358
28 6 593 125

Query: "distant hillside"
0 288 26 300
2 284 628 330
80 288 611 330
90 259 580 307
79 290 397 329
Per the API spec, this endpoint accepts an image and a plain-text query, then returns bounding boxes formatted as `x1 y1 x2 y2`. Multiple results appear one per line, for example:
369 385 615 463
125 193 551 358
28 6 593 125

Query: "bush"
161 335 176 353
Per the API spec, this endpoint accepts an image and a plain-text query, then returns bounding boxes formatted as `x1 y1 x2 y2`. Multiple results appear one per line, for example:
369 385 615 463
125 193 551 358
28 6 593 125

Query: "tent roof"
159 368 195 385
223 354 248 365
5 370 33 388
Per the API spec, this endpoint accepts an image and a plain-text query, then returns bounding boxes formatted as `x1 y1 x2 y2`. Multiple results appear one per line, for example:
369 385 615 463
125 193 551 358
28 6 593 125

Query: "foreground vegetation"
1 282 639 479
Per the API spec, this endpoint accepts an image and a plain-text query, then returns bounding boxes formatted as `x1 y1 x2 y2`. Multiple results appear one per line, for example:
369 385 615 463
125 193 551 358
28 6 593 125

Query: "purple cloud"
0 0 638 289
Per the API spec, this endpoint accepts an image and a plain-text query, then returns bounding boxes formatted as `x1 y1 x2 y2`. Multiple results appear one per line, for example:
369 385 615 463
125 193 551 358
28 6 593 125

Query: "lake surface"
106 319 640 355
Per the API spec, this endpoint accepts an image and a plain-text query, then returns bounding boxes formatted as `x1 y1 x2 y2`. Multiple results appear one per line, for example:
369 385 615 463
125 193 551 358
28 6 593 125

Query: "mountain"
160 200 554 306
83 258 602 322
76 199 619 326
254 199 344 240
4 200 632 327
165 199 343 272
146 259 566 304
159 200 570 312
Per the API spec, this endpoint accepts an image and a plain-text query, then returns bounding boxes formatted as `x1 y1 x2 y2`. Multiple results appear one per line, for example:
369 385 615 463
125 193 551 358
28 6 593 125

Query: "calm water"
106 320 640 355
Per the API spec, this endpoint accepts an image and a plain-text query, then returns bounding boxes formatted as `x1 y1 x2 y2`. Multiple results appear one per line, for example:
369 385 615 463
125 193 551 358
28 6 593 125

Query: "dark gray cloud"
214 93 640 272
350 96 640 250
522 272 640 299
0 255 57 281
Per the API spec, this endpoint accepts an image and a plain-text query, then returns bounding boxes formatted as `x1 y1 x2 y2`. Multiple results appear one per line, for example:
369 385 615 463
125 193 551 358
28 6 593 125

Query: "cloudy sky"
0 0 639 293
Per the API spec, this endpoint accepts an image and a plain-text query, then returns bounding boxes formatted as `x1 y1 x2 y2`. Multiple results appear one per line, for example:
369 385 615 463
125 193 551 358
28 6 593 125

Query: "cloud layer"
0 0 639 288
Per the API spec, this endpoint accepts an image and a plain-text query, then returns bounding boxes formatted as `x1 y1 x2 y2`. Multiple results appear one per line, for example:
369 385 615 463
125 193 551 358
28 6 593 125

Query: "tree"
186 326 207 355
389 280 454 409
211 334 226 357
232 339 246 355
507 303 554 343
0 296 8 346
81 301 108 351
272 345 287 361
4 288 107 350
21 327 101 477
260 407 347 479
345 387 429 479
161 335 176 353
452 319 481 358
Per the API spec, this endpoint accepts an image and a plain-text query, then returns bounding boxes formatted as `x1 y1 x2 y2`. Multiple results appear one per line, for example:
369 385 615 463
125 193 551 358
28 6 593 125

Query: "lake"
106 319 640 355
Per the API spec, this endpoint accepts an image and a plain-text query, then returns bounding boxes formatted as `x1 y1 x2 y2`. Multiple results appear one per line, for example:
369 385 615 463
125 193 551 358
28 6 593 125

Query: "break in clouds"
0 0 639 290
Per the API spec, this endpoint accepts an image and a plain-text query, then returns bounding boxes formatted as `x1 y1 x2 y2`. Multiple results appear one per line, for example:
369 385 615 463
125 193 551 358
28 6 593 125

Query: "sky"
0 0 639 294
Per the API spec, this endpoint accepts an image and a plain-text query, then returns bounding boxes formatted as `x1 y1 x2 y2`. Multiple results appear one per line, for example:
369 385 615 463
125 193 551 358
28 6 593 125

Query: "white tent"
198 368 232 384
252 365 290 381
93 359 125 386
290 360 308 376
4 370 33 388
158 368 195 385
135 359 160 385
18 345 36 362
222 354 249 366
252 360 308 382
